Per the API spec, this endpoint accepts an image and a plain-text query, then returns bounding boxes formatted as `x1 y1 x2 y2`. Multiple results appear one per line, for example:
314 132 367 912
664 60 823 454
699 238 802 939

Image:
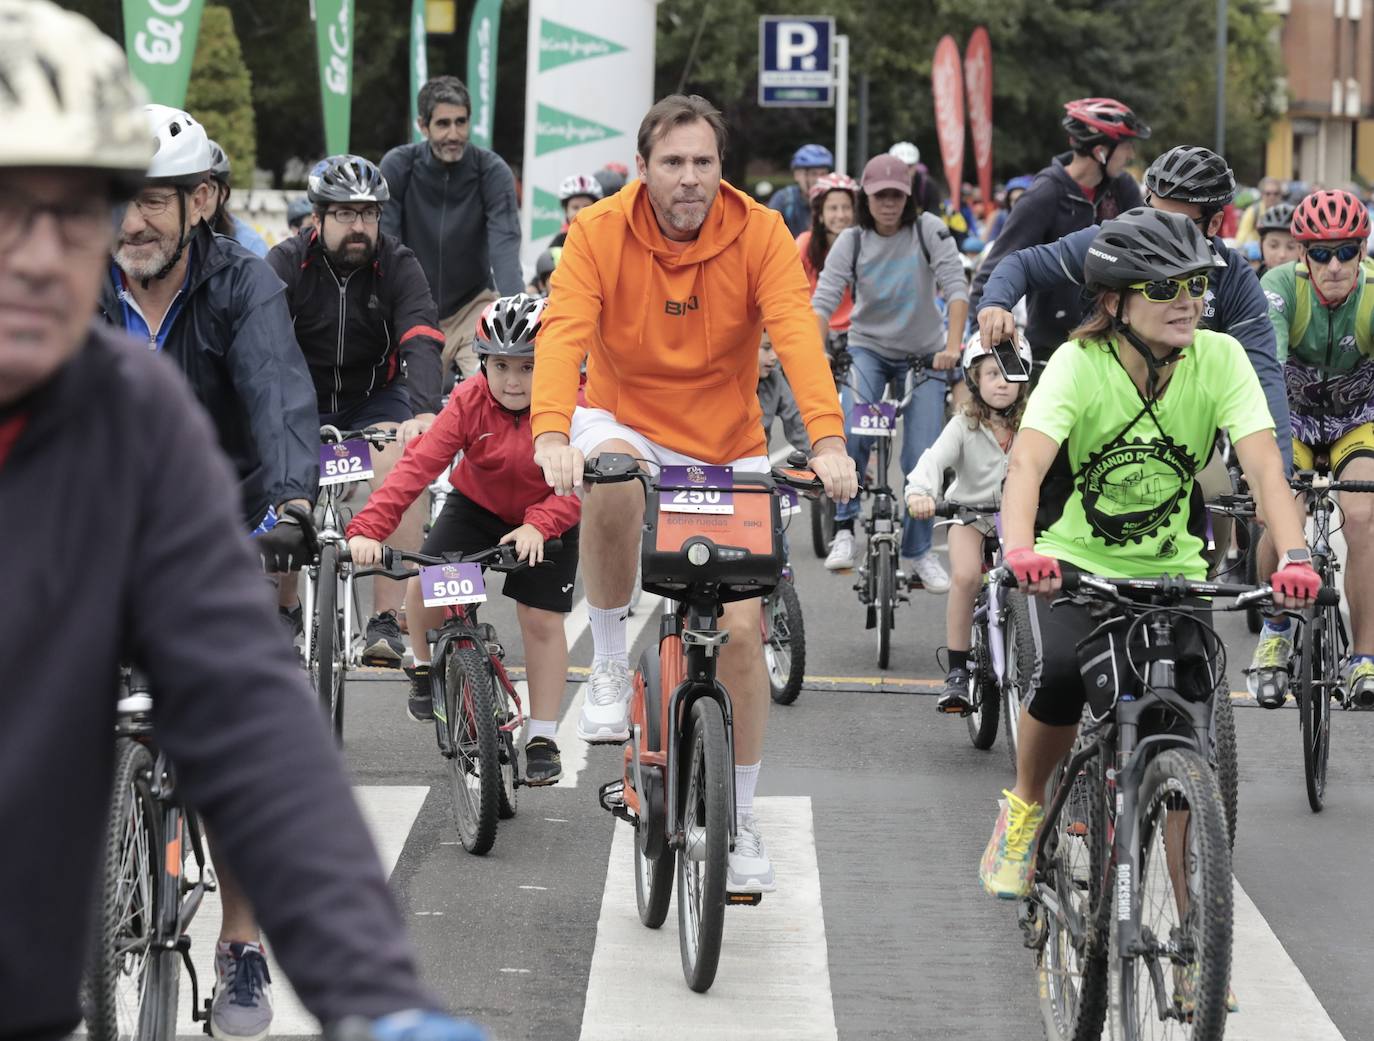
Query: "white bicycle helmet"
962 330 1031 395
0 0 152 198
145 104 212 188
888 141 920 166
558 174 603 205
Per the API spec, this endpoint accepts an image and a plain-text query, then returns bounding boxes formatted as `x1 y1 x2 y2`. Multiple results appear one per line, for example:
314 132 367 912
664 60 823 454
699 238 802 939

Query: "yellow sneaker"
980 789 1044 899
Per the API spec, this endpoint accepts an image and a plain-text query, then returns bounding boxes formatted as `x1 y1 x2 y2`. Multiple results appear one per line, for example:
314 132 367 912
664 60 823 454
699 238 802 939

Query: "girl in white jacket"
905 335 1030 713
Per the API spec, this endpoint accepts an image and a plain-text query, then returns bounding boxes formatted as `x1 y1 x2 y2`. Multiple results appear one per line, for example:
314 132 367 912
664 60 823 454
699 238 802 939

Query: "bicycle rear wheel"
875 541 894 670
810 497 835 558
1298 610 1335 812
495 667 519 820
764 577 806 705
1002 592 1036 771
310 544 345 744
966 610 1000 750
1037 745 1109 1041
84 739 180 1041
677 696 730 993
1119 748 1232 1041
444 645 502 854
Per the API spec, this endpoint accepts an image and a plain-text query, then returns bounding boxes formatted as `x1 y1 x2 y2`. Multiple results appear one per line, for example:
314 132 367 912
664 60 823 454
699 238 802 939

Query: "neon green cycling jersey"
1261 259 1374 372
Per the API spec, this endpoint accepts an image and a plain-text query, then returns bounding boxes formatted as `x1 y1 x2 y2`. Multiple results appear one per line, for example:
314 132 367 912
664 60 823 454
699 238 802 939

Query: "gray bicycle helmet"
208 140 231 184
1083 208 1223 292
286 197 313 228
307 154 390 205
1257 202 1297 236
474 294 546 357
1144 145 1235 208
534 247 561 283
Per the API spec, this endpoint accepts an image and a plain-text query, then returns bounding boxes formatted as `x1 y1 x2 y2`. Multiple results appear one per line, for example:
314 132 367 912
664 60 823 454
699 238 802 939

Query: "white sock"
590 603 631 668
526 718 557 742
735 761 761 822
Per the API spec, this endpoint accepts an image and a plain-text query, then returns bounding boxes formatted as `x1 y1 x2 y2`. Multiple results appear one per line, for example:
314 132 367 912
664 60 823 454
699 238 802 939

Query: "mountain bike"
593 452 825 992
1020 572 1336 1041
843 352 956 669
84 669 215 1041
356 542 559 854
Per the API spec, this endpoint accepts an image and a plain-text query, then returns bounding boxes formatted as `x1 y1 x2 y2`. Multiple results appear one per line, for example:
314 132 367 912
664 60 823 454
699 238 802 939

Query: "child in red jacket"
348 294 579 784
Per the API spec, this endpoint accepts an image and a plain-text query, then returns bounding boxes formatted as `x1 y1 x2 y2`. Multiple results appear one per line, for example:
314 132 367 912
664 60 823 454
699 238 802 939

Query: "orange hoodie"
531 179 844 464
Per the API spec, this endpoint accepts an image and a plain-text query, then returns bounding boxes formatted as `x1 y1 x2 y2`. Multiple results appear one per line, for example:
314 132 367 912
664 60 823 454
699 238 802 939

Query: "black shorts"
320 380 413 430
422 491 579 613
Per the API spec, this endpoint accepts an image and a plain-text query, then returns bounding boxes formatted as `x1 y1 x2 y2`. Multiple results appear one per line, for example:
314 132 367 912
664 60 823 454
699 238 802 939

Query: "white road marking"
177 785 429 1037
1230 877 1347 1040
578 796 838 1040
555 595 662 788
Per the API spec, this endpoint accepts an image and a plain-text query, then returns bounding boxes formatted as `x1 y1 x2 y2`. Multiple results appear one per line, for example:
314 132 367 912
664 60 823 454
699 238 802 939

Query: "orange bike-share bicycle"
591 452 824 992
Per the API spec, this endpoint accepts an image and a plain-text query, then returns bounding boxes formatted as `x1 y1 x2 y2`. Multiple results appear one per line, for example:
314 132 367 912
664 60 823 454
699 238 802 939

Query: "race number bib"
659 464 734 515
319 439 374 485
848 402 897 438
419 563 487 607
778 486 801 517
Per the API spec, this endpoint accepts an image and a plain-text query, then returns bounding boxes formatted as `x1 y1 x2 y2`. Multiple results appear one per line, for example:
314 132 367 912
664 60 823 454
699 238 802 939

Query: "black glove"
257 517 310 573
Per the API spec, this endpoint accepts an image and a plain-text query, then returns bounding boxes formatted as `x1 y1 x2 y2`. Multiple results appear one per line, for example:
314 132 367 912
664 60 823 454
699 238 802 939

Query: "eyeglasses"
0 194 112 254
129 191 180 218
327 207 382 225
1305 243 1362 265
1127 274 1209 303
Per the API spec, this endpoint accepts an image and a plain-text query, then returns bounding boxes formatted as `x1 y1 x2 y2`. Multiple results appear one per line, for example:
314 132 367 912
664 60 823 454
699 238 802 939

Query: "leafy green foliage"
185 5 256 187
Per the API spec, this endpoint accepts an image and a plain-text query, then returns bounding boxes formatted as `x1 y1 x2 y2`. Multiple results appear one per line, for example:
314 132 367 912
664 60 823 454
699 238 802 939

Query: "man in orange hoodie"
531 94 855 895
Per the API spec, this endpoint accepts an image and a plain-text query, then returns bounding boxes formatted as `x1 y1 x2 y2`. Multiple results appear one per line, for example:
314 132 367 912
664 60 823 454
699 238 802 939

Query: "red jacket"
347 374 580 542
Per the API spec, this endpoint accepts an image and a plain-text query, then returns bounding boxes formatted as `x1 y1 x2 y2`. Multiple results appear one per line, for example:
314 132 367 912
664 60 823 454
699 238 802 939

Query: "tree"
185 5 256 187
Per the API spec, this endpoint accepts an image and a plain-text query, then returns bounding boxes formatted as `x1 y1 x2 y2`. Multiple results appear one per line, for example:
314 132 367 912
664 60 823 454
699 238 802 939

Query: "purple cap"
861 154 911 196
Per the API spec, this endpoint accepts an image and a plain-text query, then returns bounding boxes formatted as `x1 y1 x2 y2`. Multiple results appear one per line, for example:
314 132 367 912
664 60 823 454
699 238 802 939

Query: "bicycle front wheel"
809 497 835 558
84 739 180 1041
310 543 345 744
1209 680 1238 850
764 577 806 705
1119 748 1232 1041
1298 609 1335 813
677 696 730 993
1002 591 1036 771
444 645 502 854
875 541 894 670
966 611 1000 750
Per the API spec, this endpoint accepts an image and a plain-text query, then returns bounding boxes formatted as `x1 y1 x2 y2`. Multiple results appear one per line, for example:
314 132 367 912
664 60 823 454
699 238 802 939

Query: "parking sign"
758 16 834 107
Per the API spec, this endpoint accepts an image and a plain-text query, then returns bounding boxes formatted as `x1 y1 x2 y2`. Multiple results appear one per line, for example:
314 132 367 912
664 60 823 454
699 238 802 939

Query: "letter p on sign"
777 21 818 70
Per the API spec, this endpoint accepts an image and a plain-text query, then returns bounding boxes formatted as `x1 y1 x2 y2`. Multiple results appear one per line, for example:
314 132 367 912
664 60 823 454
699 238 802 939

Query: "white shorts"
570 407 770 474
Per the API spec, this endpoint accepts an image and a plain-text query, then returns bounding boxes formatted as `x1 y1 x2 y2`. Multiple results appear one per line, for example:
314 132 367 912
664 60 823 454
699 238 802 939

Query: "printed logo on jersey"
1077 435 1198 546
664 295 699 316
1201 288 1216 322
1265 290 1285 314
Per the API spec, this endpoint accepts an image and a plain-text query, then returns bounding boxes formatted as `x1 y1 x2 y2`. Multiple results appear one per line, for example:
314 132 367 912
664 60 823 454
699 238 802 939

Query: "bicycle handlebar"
1058 571 1340 610
933 500 1000 520
581 452 828 498
320 424 400 446
1290 472 1374 495
376 541 563 575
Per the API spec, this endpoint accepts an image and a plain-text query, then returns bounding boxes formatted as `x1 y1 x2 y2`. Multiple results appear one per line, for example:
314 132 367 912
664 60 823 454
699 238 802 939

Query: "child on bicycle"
757 331 810 456
347 294 581 785
905 333 1030 713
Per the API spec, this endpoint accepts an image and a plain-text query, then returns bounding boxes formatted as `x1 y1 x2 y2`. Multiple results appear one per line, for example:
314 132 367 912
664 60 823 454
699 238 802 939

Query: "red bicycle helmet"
1062 97 1151 146
1290 189 1371 242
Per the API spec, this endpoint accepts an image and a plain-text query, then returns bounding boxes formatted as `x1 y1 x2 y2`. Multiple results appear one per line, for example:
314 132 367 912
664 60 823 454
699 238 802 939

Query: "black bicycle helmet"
1144 146 1235 207
1083 207 1223 291
286 197 313 229
207 140 231 184
307 154 390 205
474 294 546 357
1256 202 1297 236
534 247 561 284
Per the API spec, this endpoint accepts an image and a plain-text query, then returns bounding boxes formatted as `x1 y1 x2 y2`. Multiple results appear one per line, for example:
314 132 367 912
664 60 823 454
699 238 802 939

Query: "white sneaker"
727 814 776 894
909 552 951 593
577 658 631 743
824 529 855 571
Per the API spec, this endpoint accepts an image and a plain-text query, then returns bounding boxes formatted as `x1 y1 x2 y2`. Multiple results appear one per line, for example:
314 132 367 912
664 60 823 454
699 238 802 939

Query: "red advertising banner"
964 26 994 210
931 35 965 206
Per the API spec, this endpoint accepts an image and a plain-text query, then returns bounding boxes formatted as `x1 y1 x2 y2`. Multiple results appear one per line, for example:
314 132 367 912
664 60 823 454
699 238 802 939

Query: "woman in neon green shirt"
979 208 1319 903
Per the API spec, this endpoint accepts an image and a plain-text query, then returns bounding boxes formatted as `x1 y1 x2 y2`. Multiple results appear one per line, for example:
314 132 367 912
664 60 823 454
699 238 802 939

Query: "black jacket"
99 226 319 525
0 325 433 1040
970 152 1144 351
268 228 444 417
379 141 524 318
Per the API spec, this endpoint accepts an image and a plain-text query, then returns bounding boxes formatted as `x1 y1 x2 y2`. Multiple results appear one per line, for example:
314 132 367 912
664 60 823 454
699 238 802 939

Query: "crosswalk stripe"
175 785 429 1037
578 796 838 1040
1231 877 1347 1039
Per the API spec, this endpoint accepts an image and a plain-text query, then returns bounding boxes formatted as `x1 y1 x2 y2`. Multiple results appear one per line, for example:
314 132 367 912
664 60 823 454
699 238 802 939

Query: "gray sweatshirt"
811 215 968 359
904 412 1013 506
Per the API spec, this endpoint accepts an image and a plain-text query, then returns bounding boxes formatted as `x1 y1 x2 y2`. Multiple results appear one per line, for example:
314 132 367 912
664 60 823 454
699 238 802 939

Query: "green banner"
122 0 207 107
409 0 427 143
534 102 621 157
466 0 501 150
313 0 354 155
539 18 626 74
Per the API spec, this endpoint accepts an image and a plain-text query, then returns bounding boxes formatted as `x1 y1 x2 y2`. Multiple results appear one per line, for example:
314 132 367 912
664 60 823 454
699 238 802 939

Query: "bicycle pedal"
727 892 763 906
361 654 403 669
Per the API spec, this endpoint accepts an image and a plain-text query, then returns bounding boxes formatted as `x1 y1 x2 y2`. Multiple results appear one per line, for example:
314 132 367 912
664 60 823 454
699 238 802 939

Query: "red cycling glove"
1005 547 1061 586
1271 561 1321 601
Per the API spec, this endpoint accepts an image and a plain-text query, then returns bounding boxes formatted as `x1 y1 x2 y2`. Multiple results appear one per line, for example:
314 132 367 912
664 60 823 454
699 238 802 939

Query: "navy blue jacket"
970 153 1143 350
977 225 1293 469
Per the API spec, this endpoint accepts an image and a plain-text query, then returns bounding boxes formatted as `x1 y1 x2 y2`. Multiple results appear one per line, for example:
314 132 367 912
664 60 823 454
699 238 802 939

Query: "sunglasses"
1306 243 1362 265
1128 274 1209 303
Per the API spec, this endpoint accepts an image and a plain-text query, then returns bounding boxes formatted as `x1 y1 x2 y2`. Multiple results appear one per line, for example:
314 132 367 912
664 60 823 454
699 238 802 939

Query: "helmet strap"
142 188 192 290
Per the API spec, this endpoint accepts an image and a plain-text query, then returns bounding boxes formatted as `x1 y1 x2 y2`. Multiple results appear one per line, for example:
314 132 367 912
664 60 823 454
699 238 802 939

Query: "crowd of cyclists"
8 0 1374 1037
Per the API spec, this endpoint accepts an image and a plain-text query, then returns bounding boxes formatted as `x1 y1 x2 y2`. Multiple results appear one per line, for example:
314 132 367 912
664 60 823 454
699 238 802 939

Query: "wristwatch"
1279 548 1312 567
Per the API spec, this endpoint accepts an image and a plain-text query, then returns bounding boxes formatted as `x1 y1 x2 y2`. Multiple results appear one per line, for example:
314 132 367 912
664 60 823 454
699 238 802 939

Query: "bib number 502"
323 456 365 477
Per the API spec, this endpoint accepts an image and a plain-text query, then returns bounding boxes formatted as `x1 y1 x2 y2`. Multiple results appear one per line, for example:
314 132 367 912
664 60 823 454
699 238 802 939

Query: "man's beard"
325 234 375 271
113 234 177 281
